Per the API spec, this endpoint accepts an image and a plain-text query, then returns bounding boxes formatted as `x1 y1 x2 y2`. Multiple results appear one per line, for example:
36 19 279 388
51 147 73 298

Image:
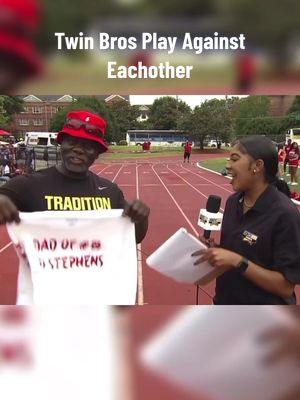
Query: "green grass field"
200 157 300 191
100 145 230 160
102 145 183 159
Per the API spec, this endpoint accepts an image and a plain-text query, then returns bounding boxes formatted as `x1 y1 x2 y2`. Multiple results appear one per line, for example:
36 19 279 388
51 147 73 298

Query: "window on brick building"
33 119 44 126
19 119 30 126
32 106 43 114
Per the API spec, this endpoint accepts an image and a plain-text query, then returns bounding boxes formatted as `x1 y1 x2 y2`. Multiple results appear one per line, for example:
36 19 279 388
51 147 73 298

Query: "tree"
147 96 191 130
233 96 300 142
3 96 24 119
109 102 140 142
275 114 300 140
236 117 277 137
234 96 271 137
179 98 232 149
49 96 119 143
0 96 24 129
289 96 300 114
0 97 8 127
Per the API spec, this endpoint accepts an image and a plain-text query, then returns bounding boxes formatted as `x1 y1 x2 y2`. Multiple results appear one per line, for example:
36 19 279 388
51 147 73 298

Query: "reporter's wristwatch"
236 257 249 274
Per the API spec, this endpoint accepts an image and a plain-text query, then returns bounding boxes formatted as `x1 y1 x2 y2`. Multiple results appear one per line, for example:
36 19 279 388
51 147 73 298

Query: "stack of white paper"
146 228 214 284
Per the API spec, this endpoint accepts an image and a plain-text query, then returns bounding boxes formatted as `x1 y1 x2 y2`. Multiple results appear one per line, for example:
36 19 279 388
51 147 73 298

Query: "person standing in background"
183 142 192 163
287 142 299 186
235 52 257 93
142 142 148 152
284 139 292 175
277 144 285 179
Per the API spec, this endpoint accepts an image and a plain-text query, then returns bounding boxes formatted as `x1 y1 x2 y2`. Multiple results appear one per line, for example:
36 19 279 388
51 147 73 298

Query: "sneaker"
286 173 291 176
291 182 298 186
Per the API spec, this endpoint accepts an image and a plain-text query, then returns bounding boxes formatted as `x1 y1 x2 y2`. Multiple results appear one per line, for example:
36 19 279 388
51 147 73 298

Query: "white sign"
7 210 137 305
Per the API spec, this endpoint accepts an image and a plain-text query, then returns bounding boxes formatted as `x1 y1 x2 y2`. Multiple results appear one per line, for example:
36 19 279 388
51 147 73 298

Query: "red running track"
0 156 299 304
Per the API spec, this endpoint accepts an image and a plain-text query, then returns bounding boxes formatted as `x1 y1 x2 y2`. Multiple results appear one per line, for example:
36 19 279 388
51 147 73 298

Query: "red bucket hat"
56 110 108 152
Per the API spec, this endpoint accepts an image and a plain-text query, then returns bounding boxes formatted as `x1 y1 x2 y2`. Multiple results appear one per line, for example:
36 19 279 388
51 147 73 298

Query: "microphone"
198 195 222 239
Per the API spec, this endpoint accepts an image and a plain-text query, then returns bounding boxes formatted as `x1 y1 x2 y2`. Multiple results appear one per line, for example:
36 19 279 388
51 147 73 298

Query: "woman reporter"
192 136 300 305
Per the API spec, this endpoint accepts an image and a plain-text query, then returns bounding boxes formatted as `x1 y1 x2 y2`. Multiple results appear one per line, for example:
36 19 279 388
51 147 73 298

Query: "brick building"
268 95 295 117
12 95 129 138
12 95 75 137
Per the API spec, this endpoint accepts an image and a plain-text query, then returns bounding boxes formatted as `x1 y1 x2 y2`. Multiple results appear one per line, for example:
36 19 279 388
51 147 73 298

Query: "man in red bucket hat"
0 110 150 244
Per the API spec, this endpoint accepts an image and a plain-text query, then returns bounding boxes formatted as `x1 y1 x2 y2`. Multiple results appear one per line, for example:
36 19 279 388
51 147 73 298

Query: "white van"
25 132 58 147
207 140 218 147
24 132 60 162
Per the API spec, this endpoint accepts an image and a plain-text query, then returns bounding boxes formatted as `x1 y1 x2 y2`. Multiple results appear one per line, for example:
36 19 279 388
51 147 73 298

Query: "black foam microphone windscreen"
206 195 221 214
203 195 222 240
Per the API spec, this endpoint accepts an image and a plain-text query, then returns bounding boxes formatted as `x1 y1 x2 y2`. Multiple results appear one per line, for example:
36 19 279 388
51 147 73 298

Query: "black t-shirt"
0 166 125 211
215 185 300 305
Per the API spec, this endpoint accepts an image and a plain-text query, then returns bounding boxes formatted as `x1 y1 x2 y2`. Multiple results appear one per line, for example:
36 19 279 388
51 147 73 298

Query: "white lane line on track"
168 167 224 211
152 165 198 236
118 184 135 187
94 165 113 176
181 164 233 194
166 165 224 212
135 163 144 305
0 241 13 254
101 162 144 303
193 183 223 186
112 164 125 183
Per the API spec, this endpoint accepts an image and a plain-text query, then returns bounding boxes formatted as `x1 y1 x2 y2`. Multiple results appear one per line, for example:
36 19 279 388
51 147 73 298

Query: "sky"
129 95 230 109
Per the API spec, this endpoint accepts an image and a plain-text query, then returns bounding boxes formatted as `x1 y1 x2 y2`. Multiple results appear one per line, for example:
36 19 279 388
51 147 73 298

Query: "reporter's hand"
191 247 241 270
260 323 300 364
0 195 20 224
123 200 150 224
